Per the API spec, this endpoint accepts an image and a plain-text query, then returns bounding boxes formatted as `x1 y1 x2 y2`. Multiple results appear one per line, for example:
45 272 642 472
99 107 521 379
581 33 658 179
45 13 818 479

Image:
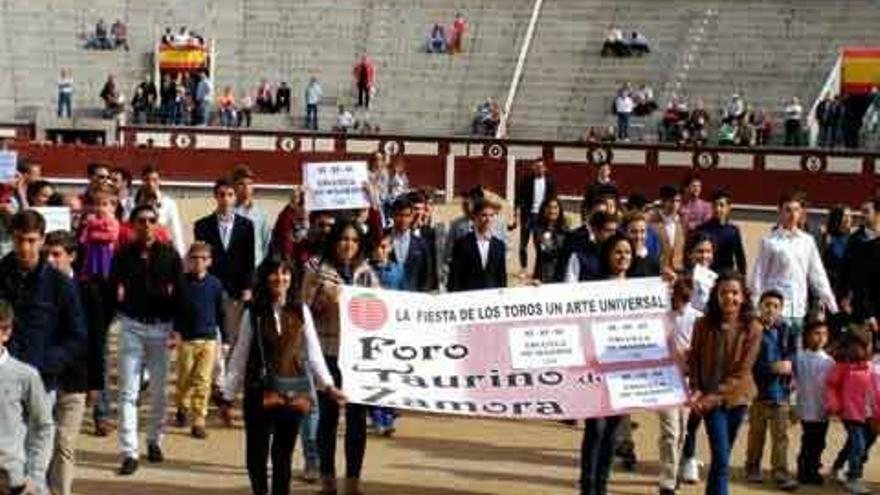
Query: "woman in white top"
222 256 345 495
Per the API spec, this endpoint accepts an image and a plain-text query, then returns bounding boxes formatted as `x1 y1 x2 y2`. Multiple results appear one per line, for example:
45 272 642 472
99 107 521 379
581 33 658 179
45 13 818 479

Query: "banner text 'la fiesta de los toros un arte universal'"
339 277 687 420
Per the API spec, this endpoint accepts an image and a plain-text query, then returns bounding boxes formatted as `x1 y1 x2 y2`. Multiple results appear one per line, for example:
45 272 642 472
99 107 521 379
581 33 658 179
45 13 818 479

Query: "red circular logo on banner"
348 293 388 331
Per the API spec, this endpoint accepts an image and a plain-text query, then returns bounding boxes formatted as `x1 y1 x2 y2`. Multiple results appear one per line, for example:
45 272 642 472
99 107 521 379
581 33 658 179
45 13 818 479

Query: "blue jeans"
57 92 72 118
305 104 318 130
580 415 621 495
117 317 172 459
370 407 395 430
617 113 630 139
704 405 747 495
833 420 876 480
300 402 320 468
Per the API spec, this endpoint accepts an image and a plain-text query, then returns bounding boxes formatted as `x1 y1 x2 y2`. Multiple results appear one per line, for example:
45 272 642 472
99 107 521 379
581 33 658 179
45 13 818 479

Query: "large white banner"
339 278 687 420
304 161 369 211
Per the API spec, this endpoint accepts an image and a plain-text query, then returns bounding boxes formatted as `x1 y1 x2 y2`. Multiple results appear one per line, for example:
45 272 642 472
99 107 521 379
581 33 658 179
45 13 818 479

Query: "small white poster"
32 206 71 232
0 151 17 183
604 365 686 410
304 161 369 211
591 317 669 364
508 324 585 370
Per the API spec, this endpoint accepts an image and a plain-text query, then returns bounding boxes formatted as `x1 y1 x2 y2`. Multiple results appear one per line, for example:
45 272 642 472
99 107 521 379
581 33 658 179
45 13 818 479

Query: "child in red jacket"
825 330 880 495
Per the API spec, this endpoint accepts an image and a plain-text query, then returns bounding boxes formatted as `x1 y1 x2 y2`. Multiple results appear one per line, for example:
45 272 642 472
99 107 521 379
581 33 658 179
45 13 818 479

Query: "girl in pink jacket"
825 331 880 494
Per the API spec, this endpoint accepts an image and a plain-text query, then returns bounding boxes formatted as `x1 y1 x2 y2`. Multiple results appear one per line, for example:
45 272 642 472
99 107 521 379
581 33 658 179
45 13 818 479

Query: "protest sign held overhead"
339 277 687 420
304 161 370 211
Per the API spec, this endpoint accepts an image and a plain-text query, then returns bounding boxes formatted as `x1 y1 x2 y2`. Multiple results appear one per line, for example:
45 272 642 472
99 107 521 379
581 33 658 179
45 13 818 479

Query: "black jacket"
110 241 186 323
0 254 87 391
842 230 880 321
194 213 256 299
447 232 507 292
61 279 110 393
515 173 557 218
391 232 431 292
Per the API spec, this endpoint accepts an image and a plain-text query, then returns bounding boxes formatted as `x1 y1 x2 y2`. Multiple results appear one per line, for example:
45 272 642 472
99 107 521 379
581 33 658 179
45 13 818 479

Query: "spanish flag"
842 47 880 94
158 46 207 70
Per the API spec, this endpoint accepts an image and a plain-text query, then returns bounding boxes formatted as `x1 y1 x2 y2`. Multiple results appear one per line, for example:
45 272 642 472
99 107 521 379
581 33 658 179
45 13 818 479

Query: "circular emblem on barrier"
484 142 507 159
278 136 299 152
173 133 193 149
587 145 613 166
693 150 719 170
801 154 826 173
382 140 403 156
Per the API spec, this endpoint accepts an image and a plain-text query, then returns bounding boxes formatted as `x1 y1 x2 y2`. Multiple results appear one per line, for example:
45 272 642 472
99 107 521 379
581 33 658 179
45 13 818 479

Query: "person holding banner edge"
687 270 762 495
301 219 379 495
579 232 633 495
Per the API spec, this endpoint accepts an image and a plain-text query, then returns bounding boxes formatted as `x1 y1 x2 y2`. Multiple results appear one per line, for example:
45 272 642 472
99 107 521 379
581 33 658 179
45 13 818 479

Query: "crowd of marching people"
0 150 879 495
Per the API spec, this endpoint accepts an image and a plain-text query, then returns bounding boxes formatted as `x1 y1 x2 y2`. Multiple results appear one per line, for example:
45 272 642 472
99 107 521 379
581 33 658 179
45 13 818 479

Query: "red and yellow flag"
158 46 207 70
842 47 880 94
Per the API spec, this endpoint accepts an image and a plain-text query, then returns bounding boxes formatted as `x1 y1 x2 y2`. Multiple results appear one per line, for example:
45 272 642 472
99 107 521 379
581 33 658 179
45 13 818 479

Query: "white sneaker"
847 479 871 495
835 468 849 484
681 457 700 484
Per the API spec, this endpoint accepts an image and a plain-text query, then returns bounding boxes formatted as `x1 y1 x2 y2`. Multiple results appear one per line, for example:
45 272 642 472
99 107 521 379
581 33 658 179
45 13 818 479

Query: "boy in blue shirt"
175 241 226 439
744 290 798 491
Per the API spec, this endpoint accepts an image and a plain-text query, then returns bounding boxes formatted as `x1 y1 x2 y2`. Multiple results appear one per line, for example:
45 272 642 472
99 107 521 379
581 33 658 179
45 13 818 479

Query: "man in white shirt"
751 192 837 335
139 165 185 255
513 160 557 273
783 96 804 146
615 90 634 141
231 165 272 267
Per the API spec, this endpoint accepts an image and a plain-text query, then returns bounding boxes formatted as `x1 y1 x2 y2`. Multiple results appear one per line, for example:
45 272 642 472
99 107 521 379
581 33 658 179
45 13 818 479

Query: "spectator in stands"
783 97 803 147
111 19 129 51
304 77 323 130
255 79 274 113
193 71 213 126
99 75 122 119
723 93 746 125
681 175 712 233
173 26 195 47
688 99 710 144
161 27 173 45
57 69 73 119
749 107 773 146
601 27 628 57
159 74 177 125
131 86 150 125
88 19 112 50
238 92 254 128
217 86 237 127
450 12 467 54
427 24 448 53
276 82 291 114
334 104 354 132
660 97 689 143
614 88 634 141
815 92 835 148
471 98 500 136
628 31 650 56
137 76 158 123
632 84 657 116
353 55 375 109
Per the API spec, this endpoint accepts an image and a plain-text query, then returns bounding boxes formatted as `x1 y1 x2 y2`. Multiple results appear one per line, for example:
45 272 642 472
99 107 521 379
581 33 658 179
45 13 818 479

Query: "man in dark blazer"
448 198 507 292
193 177 254 396
389 196 431 292
514 159 557 272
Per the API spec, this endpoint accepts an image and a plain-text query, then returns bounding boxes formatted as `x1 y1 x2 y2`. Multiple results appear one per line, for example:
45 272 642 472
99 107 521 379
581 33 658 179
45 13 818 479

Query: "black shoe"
797 473 824 486
118 457 138 475
147 442 164 463
175 408 187 427
659 488 676 495
191 425 207 439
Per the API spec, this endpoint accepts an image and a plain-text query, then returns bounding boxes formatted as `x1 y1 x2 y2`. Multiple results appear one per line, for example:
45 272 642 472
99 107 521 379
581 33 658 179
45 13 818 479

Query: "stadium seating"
1 1 879 141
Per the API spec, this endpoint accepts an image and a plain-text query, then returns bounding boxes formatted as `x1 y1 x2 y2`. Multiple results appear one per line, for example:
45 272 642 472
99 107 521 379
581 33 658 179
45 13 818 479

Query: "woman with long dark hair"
301 220 379 495
532 197 569 283
221 256 344 495
688 270 762 495
579 233 633 495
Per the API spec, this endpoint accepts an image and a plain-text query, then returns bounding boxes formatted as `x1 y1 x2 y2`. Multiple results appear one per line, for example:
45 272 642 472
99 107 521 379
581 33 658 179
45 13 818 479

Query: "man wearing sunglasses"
109 204 186 475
